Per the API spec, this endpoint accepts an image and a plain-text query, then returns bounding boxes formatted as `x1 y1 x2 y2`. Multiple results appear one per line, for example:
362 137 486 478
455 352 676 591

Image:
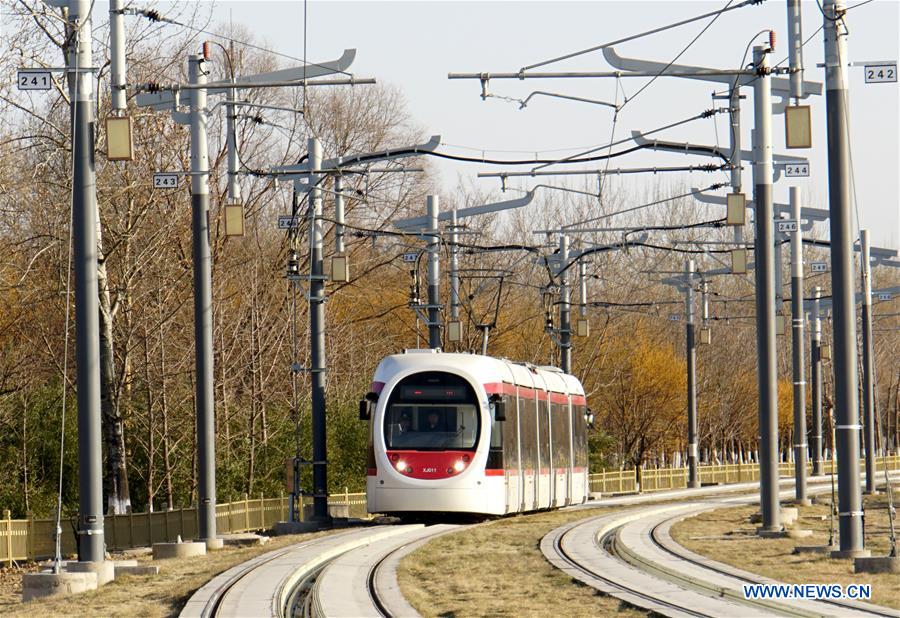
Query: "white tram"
359 350 590 516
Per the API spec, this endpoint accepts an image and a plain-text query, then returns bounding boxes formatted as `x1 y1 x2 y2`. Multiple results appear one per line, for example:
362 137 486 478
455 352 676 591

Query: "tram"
359 350 591 516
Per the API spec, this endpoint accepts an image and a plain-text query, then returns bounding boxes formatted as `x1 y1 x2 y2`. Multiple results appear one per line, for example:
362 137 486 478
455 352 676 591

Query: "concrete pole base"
756 526 786 538
854 556 900 573
152 541 207 560
22 572 97 602
862 489 880 496
205 538 225 551
221 533 270 547
793 544 838 555
830 548 872 560
589 492 603 501
789 498 813 507
688 481 701 489
66 560 115 586
780 507 799 526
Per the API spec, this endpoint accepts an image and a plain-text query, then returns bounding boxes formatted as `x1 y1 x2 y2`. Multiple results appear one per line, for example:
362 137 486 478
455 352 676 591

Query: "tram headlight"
395 459 407 472
453 459 466 473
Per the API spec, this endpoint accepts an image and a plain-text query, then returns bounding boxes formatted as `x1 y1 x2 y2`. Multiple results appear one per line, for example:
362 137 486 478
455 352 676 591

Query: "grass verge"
670 492 900 610
0 529 339 617
398 507 647 618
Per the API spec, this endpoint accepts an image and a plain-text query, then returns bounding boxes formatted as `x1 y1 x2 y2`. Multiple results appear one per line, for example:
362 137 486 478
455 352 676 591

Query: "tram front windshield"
384 372 479 450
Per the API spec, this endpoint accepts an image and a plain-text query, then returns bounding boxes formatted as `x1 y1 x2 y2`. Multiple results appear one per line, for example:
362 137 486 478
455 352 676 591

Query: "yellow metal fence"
0 491 366 566
588 455 900 494
3 456 898 566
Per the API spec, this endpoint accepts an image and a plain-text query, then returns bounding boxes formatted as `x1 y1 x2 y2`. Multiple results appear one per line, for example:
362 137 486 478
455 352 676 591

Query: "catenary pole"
334 171 345 254
449 208 460 332
307 137 329 522
860 229 876 494
686 259 700 489
426 196 441 349
790 187 809 503
822 0 866 557
559 235 572 373
752 45 781 534
787 0 805 101
65 0 105 564
811 286 824 475
188 53 217 543
109 0 126 112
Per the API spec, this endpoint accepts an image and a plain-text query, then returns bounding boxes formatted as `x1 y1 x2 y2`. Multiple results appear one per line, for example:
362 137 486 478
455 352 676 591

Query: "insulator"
202 41 211 60
769 30 776 52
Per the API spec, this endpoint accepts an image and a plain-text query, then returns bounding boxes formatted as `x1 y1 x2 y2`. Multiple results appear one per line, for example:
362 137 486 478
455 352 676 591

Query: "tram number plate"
17 70 52 90
810 261 828 273
877 293 893 301
277 215 300 230
153 173 179 189
864 64 897 83
401 252 419 263
668 314 681 322
784 163 809 177
777 220 798 233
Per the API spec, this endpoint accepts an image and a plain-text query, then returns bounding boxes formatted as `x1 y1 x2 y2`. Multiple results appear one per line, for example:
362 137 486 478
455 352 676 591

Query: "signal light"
390 453 399 462
462 454 470 463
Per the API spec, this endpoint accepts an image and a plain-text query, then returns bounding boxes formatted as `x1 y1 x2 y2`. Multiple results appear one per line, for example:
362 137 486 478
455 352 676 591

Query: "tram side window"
539 396 550 472
551 402 569 469
501 394 518 472
573 405 588 469
520 393 537 474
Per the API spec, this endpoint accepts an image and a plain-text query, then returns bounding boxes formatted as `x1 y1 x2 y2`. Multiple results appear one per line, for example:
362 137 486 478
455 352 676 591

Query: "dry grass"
0 530 340 617
399 508 648 618
670 493 900 610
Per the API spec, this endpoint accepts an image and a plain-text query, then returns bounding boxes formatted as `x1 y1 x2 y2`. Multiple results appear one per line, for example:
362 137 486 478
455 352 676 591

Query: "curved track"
542 480 900 618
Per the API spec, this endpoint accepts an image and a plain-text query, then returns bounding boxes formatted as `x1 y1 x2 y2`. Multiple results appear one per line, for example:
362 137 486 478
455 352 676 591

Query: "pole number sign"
877 293 893 301
152 173 179 189
777 220 799 233
668 313 681 322
810 261 828 273
784 163 809 177
864 64 897 83
401 252 419 263
17 70 52 90
277 215 300 230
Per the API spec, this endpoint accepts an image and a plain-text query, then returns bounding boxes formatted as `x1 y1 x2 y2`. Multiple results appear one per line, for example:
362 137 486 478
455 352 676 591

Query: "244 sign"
784 163 809 178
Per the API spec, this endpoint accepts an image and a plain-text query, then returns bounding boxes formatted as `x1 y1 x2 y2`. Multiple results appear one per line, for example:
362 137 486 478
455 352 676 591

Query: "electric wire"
521 0 760 71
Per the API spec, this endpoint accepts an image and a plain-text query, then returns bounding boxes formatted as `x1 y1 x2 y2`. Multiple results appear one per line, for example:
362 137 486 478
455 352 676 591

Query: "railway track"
542 478 900 618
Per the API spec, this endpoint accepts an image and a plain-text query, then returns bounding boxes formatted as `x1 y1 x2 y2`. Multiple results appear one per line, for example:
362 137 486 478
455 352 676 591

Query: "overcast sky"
163 1 898 248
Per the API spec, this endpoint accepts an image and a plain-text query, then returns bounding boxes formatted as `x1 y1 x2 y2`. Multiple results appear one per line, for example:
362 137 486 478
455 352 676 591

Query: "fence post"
27 512 34 561
244 493 250 532
129 507 134 548
4 510 12 566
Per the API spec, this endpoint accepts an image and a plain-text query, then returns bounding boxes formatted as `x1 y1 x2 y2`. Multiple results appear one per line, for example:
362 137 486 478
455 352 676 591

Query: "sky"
136 1 900 248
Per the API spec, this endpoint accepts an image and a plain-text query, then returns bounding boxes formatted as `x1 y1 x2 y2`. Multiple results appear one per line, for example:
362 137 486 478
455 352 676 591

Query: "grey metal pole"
450 209 460 325
426 195 441 350
308 137 329 522
189 53 217 543
686 259 700 489
559 235 572 373
578 261 587 320
860 229 876 494
108 0 126 112
823 0 866 557
730 87 744 245
811 286 824 475
334 172 345 254
68 0 105 564
790 187 809 503
752 45 781 534
787 0 806 101
225 87 240 202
